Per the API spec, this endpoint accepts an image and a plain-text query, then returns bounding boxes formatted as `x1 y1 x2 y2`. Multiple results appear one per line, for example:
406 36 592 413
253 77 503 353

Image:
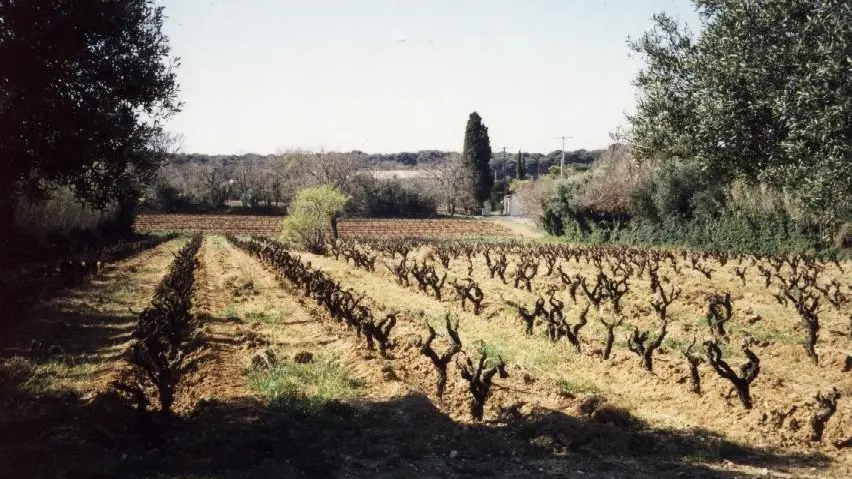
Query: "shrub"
575 144 651 214
145 183 197 213
512 177 555 219
280 185 349 254
540 183 580 236
15 186 119 242
541 145 836 253
628 181 658 222
348 176 436 218
607 213 822 254
835 223 852 249
625 160 727 222
652 161 699 218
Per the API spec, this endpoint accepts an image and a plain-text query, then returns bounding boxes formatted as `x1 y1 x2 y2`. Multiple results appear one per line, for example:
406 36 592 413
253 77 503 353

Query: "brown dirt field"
134 213 517 238
2 234 849 478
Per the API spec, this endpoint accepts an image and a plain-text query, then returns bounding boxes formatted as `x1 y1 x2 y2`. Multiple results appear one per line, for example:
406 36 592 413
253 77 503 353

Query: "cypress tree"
462 112 493 205
516 150 526 180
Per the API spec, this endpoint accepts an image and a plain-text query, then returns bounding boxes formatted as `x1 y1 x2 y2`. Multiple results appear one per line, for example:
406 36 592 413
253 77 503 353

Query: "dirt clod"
577 395 606 416
251 348 277 370
530 435 556 450
497 402 526 424
591 405 637 429
235 328 268 349
293 351 313 364
380 365 397 381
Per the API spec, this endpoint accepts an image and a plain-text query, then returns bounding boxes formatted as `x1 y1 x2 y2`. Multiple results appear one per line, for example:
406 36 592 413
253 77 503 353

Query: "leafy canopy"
628 0 852 225
280 185 349 253
0 0 180 223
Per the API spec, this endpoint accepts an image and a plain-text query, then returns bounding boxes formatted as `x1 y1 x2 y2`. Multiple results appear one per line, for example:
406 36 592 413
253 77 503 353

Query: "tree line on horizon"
167 147 602 172
146 133 604 216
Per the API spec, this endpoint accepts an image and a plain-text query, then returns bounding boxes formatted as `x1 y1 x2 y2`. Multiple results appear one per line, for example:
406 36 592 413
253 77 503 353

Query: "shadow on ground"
0 369 832 479
0 294 834 478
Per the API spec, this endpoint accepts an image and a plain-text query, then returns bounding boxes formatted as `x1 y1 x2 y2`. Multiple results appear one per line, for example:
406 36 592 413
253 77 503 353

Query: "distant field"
133 214 516 238
368 169 441 180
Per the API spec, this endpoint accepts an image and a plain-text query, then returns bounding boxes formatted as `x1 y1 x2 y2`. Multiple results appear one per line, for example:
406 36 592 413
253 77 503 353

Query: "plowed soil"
133 214 517 238
1 235 849 478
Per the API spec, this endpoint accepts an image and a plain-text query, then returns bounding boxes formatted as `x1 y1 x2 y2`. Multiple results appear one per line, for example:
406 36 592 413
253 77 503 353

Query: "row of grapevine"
113 235 203 417
228 235 509 420
321 237 849 441
0 234 177 317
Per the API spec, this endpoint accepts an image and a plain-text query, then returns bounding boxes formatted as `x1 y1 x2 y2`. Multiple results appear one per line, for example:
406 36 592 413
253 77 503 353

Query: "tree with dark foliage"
629 1 852 226
0 0 180 245
461 112 493 206
515 150 525 180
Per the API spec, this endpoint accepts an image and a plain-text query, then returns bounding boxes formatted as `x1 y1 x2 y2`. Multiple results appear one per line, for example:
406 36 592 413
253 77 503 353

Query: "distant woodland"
169 148 601 174
145 148 604 216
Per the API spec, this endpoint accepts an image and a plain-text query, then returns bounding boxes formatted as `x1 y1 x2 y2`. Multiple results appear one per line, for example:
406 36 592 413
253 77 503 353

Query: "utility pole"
558 135 572 180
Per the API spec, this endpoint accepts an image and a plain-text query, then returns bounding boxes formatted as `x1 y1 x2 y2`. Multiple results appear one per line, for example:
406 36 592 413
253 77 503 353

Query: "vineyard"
134 214 516 238
1 231 850 478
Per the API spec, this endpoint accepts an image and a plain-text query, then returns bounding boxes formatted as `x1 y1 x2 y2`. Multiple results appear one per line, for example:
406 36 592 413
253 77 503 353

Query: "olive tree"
628 0 852 228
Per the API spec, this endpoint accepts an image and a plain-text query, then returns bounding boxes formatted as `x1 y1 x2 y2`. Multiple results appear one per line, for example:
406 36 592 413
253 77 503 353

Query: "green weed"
556 377 602 395
248 359 365 414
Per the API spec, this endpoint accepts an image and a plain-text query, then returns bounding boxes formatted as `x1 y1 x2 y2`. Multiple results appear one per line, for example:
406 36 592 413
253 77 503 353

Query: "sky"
162 0 701 155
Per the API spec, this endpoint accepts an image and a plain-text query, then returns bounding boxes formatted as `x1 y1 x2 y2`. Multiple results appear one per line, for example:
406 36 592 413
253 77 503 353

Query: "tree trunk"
114 197 137 236
330 215 339 239
643 352 654 371
804 326 818 365
688 362 701 394
0 190 18 262
603 327 615 360
436 369 448 398
734 381 752 409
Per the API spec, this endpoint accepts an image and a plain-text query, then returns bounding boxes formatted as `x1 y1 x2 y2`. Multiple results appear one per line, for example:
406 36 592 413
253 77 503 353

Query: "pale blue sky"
163 0 700 154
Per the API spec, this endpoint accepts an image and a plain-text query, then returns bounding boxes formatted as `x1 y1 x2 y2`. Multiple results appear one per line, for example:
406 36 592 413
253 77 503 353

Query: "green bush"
147 184 197 213
627 161 726 222
542 155 839 254
628 181 658 222
280 185 349 254
348 177 436 218
541 181 633 241
540 183 581 236
835 223 852 249
653 161 700 218
603 212 822 254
